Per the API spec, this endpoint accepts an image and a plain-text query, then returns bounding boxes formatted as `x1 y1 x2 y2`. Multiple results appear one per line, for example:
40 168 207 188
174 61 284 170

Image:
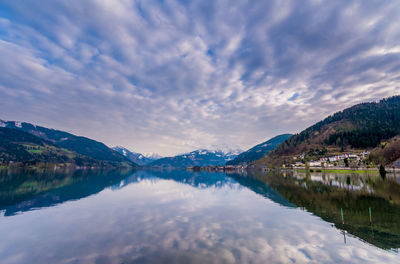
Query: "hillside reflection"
234 170 400 250
0 168 133 216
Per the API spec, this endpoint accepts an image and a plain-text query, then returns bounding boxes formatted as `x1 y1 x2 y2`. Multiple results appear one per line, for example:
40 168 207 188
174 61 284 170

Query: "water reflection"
0 168 133 216
0 168 399 263
239 170 400 251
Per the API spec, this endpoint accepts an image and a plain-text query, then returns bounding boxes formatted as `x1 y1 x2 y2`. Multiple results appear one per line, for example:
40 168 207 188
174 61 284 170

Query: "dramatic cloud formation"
0 0 399 155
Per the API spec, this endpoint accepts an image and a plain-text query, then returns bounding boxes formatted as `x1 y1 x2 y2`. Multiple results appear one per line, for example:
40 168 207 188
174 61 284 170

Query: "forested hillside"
0 125 136 168
266 96 400 165
1 120 132 165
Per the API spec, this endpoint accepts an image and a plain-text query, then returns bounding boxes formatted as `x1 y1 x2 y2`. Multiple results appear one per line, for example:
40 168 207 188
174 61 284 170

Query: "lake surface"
0 168 400 263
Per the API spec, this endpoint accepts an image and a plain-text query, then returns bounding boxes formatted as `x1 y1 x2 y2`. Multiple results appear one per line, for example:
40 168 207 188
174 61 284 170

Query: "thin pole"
369 207 372 225
341 208 344 225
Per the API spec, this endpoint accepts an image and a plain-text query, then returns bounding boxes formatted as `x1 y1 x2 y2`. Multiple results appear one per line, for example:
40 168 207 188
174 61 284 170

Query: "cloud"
0 0 399 155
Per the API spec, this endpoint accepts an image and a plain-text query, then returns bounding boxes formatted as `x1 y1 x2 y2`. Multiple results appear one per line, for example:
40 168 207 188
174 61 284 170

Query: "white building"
309 161 322 167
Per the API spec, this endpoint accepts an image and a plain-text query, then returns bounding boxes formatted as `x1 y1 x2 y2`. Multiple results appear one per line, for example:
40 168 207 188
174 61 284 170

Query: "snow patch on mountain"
14 121 22 128
144 153 163 159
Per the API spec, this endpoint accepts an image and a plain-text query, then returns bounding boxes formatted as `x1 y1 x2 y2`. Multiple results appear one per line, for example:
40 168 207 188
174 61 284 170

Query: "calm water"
0 168 400 263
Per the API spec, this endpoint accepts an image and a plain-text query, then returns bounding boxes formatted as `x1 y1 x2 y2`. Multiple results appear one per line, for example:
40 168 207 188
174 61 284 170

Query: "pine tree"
379 164 386 180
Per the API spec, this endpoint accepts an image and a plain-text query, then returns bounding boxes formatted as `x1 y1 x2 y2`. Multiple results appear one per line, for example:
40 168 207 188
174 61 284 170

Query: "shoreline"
292 166 400 173
0 162 136 170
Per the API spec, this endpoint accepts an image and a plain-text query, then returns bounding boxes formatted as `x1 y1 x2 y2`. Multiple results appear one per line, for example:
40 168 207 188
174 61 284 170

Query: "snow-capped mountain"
143 152 163 160
215 149 242 160
112 146 160 166
149 149 242 168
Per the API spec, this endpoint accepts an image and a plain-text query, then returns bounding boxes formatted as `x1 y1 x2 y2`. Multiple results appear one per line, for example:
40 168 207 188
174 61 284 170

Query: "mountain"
149 149 240 168
1 127 57 163
144 153 163 160
0 120 136 167
265 95 400 166
226 134 293 165
112 146 159 165
0 127 102 166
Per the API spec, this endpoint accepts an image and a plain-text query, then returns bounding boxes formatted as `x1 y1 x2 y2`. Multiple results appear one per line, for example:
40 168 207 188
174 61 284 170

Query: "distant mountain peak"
143 152 163 159
112 146 160 166
149 148 241 168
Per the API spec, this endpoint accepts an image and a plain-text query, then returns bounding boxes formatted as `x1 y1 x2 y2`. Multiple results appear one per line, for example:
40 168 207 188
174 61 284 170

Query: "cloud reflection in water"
0 170 398 263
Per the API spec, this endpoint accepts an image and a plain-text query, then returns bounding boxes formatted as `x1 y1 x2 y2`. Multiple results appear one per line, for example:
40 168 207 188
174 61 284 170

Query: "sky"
0 0 399 156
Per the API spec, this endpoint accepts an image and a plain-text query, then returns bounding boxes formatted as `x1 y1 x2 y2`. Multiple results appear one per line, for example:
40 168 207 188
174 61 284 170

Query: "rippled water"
0 168 399 263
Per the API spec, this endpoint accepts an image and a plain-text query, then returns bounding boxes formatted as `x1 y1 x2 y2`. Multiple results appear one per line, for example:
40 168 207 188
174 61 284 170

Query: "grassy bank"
295 168 379 174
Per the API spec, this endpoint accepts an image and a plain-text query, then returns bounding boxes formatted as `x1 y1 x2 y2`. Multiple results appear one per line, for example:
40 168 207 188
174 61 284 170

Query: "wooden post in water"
369 207 372 225
341 208 344 225
342 229 346 244
340 208 346 243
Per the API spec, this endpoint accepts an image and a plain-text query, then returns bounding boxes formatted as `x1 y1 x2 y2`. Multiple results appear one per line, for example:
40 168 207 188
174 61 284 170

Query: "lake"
0 168 399 263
